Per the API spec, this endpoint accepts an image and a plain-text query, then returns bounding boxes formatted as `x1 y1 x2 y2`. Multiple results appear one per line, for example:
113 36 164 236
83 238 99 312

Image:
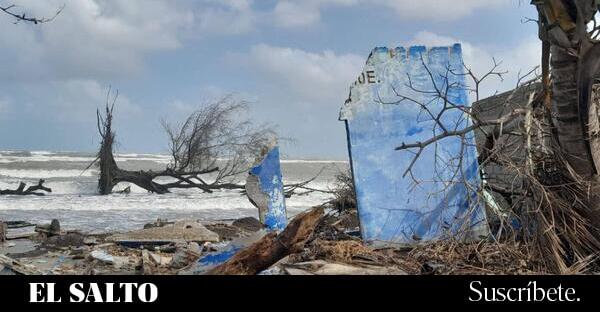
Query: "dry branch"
0 179 51 196
0 3 64 24
386 48 600 273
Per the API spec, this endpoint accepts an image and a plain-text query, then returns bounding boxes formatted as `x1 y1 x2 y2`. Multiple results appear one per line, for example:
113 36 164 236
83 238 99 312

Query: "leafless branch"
0 3 64 24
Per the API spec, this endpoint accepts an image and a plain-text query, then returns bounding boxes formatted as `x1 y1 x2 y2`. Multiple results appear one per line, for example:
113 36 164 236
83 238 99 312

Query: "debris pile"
0 216 266 275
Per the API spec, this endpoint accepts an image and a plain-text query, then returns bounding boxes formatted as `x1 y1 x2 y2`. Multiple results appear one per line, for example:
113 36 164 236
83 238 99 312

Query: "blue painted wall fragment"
246 146 287 231
340 44 489 245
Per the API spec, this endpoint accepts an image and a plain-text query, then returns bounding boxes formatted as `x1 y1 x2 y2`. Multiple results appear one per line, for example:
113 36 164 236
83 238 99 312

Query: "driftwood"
0 179 51 196
208 207 324 275
0 254 42 275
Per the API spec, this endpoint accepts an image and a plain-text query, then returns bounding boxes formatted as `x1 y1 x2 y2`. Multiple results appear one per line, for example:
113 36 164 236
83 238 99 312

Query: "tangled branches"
0 3 64 24
384 51 600 273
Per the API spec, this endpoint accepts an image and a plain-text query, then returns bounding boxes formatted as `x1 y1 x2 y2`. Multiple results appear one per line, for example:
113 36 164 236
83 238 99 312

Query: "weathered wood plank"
0 254 42 275
208 207 324 275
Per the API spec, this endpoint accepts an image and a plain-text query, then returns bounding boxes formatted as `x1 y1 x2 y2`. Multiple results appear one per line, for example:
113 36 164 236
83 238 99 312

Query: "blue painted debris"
340 44 489 245
246 146 287 232
198 246 242 267
186 230 267 274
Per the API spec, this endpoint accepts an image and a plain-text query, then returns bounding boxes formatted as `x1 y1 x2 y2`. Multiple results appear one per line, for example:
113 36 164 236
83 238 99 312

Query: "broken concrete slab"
5 221 36 229
0 254 42 275
108 220 220 247
340 45 489 246
246 146 287 232
6 232 37 240
4 240 45 259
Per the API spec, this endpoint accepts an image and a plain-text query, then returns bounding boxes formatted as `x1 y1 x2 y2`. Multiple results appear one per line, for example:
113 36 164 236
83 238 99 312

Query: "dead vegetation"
375 44 600 273
0 179 52 196
162 96 277 190
325 168 357 213
88 90 278 195
0 3 64 24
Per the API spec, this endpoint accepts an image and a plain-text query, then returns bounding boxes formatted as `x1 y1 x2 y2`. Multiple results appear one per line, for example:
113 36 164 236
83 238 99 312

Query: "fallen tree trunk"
91 91 330 197
0 179 52 196
207 206 324 275
91 92 223 195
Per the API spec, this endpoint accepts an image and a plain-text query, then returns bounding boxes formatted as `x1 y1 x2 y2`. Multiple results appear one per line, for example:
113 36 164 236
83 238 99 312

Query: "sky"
0 0 540 160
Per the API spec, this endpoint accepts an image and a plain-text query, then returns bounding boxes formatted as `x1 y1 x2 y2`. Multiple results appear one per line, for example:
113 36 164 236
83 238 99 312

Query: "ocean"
0 151 346 234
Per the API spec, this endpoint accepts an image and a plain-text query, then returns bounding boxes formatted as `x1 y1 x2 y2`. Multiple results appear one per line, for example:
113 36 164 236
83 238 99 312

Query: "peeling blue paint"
249 146 287 231
198 246 242 266
340 44 488 246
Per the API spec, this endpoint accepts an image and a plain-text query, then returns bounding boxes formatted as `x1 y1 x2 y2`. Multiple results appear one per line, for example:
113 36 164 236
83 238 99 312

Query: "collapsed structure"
340 45 489 245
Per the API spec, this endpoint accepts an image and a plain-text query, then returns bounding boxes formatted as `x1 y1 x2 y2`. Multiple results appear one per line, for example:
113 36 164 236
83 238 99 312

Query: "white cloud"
232 31 540 106
233 44 364 103
12 80 139 123
191 0 257 35
0 0 258 82
272 0 508 28
372 0 507 21
273 0 358 28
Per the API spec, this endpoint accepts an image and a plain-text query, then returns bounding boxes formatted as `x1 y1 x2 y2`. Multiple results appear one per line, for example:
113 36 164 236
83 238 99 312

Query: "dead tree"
0 3 64 24
91 91 285 195
0 179 51 196
161 96 277 191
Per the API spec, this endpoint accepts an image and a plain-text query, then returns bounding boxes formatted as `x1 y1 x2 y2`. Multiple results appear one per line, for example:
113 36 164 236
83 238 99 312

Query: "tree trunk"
551 44 596 176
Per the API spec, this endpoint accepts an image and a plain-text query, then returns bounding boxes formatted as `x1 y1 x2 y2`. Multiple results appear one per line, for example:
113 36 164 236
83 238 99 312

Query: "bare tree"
0 179 51 196
90 91 282 195
0 3 64 24
161 96 277 190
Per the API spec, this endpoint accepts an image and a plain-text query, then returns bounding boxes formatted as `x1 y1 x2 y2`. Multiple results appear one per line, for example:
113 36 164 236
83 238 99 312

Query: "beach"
0 150 346 233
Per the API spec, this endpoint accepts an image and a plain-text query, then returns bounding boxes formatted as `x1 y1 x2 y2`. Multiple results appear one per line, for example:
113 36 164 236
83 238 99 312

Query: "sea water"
0 151 344 233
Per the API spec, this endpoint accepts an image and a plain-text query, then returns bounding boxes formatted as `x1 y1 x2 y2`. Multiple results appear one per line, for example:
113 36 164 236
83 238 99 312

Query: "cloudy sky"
0 0 539 159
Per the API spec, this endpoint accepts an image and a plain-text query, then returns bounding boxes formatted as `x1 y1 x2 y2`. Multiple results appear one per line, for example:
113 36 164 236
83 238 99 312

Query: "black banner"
0 275 598 307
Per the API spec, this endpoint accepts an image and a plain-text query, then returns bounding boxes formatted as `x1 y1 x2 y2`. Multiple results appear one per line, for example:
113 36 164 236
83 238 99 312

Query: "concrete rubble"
0 216 267 275
108 220 220 248
0 204 552 275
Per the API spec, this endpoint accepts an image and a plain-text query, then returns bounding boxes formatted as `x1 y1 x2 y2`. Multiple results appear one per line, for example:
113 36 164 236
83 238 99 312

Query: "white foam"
0 169 98 179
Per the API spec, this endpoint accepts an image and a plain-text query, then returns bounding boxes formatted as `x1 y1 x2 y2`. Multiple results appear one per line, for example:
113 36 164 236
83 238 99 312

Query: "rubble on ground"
0 216 267 275
0 208 558 275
